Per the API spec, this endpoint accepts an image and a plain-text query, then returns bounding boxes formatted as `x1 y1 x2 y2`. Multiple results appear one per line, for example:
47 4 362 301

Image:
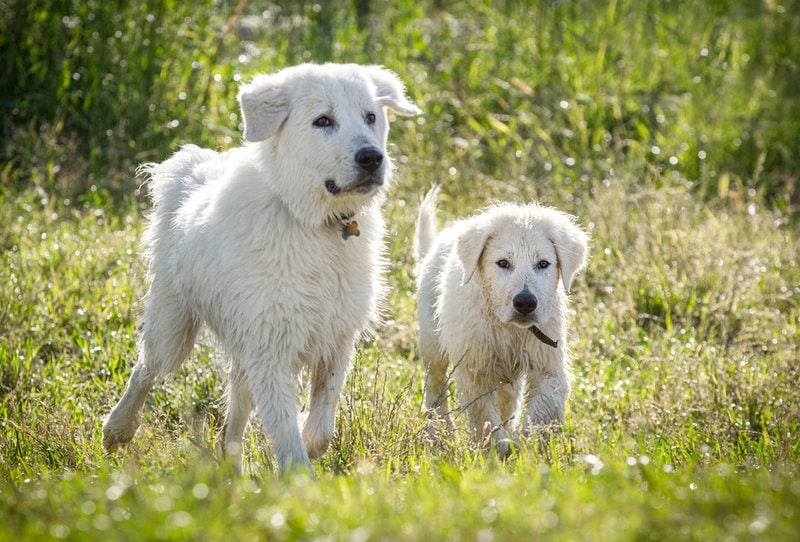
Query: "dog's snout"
512 291 538 315
355 146 384 173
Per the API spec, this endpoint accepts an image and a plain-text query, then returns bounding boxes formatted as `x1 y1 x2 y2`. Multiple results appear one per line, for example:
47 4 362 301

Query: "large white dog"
102 63 420 474
414 187 589 456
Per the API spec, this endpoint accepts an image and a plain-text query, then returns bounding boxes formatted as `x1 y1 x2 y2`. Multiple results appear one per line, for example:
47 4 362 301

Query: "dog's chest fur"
169 175 385 361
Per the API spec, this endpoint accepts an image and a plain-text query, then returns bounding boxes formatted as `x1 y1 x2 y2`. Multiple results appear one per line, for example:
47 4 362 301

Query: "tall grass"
1 0 799 539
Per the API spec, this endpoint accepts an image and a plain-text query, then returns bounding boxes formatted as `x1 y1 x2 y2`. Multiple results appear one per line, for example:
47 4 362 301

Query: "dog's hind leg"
421 345 454 435
217 364 253 474
423 363 453 426
103 290 198 452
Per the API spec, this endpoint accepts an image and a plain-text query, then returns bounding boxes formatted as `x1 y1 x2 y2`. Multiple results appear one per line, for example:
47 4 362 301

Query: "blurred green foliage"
1 0 799 207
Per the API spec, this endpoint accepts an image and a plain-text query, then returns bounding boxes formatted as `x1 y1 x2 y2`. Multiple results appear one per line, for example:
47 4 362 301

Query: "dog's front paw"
424 413 453 441
101 418 139 452
495 438 520 459
301 420 333 460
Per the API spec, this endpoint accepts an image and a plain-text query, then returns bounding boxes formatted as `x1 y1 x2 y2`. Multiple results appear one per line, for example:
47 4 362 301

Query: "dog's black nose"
355 146 383 173
513 291 538 315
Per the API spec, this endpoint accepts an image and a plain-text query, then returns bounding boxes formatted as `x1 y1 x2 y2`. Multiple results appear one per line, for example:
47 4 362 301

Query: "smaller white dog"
414 187 589 455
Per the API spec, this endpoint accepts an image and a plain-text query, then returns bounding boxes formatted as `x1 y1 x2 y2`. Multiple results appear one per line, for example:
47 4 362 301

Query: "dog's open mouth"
325 176 383 196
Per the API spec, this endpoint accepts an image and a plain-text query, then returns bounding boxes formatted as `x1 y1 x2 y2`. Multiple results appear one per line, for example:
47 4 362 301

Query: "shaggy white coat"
414 187 589 455
102 63 420 474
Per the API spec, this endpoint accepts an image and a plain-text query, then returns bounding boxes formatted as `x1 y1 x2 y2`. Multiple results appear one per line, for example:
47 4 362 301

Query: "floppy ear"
363 65 422 117
238 74 290 142
548 217 589 293
456 221 491 285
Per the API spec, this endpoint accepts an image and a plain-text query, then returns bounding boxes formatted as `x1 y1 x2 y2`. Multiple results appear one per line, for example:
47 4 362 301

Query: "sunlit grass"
2 171 797 539
2 0 799 539
3 454 800 541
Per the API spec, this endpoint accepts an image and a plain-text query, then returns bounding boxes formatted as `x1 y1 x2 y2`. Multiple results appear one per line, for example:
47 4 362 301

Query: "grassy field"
2 0 799 540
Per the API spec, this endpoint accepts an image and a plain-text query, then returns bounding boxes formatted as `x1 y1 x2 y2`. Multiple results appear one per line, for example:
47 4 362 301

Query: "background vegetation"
1 0 798 539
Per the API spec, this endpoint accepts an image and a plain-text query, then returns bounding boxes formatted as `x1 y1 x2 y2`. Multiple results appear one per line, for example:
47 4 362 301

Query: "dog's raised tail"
138 144 218 212
414 185 441 262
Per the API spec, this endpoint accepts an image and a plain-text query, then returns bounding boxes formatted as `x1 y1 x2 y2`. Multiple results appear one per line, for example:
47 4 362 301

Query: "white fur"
102 63 420 474
414 187 589 455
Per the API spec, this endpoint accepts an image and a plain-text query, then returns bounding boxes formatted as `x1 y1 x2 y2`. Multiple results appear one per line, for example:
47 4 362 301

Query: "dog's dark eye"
365 112 376 124
537 260 551 269
496 259 510 269
313 115 334 128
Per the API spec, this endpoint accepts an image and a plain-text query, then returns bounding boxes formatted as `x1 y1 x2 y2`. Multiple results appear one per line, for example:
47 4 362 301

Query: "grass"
2 0 799 539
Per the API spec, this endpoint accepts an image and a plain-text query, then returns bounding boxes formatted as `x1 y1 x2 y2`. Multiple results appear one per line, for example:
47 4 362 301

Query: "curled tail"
138 144 218 213
138 145 219 254
414 185 441 262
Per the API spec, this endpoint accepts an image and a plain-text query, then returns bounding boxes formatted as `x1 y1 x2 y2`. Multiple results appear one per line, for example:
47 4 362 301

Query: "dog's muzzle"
511 289 559 347
325 146 385 195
